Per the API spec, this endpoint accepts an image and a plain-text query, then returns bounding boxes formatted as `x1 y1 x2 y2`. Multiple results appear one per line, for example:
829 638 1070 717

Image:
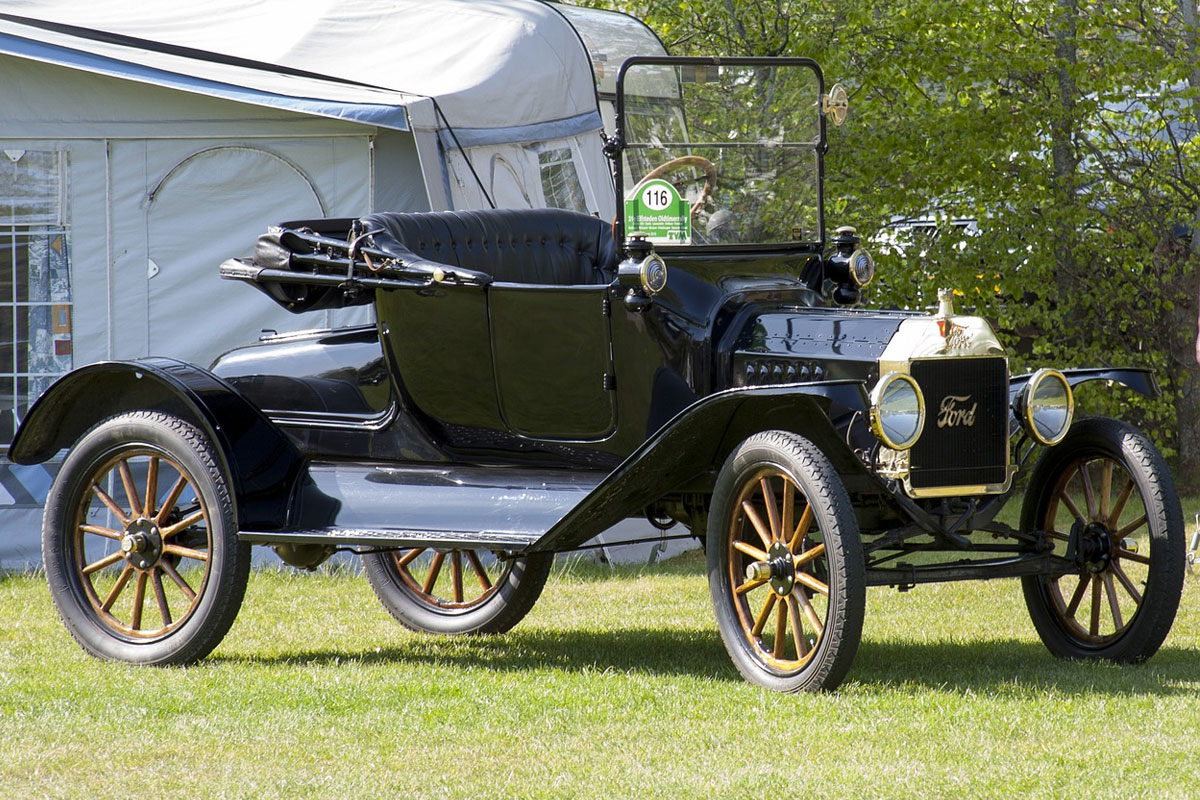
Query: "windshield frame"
613 55 828 255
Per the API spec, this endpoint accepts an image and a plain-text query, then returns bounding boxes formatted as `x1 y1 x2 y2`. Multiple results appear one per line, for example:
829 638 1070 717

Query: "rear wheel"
42 412 249 665
362 547 551 635
1021 418 1184 662
707 430 864 692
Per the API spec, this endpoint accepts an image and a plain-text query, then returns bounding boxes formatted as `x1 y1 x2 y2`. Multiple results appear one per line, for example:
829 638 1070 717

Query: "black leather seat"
360 208 617 285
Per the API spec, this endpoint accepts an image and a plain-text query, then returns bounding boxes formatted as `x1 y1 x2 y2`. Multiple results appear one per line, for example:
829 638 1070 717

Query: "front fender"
9 358 304 531
1009 367 1159 402
531 380 871 553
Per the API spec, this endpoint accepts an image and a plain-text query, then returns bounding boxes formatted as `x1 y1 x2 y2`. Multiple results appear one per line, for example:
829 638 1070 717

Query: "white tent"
0 0 669 567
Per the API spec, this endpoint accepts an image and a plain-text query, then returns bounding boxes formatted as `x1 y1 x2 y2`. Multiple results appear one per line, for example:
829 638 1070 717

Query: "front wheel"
1021 417 1184 662
707 430 865 692
362 547 551 635
42 412 250 665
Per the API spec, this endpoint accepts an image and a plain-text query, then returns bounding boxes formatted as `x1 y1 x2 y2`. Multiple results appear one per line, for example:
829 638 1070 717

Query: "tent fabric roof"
0 19 417 131
0 0 605 140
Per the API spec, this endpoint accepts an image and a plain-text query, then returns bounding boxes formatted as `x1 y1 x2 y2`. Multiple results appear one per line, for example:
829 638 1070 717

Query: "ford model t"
11 57 1184 692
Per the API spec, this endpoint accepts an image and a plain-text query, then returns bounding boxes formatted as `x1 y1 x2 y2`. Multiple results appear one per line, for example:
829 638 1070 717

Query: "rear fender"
532 380 871 553
9 358 303 531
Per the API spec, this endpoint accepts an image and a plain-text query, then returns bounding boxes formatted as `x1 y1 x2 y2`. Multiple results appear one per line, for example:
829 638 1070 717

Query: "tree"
586 0 1200 486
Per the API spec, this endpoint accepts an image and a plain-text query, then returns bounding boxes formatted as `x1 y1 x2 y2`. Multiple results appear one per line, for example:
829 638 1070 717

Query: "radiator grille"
909 357 1008 490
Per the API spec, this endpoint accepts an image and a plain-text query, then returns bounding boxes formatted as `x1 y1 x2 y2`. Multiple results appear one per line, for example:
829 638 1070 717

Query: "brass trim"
869 372 925 450
823 83 849 127
873 303 1011 498
903 466 1017 499
640 253 668 295
848 248 875 287
1018 368 1074 446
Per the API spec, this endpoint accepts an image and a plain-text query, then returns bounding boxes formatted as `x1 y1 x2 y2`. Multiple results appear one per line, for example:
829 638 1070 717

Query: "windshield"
617 58 824 248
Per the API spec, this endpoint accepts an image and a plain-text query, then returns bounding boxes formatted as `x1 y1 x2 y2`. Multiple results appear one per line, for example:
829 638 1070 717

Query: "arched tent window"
145 146 332 368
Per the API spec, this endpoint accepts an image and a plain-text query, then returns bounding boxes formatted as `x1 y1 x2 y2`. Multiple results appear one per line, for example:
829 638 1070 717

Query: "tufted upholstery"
360 208 617 285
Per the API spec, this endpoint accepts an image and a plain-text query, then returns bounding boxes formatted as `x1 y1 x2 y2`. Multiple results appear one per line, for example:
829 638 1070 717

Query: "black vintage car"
11 57 1185 692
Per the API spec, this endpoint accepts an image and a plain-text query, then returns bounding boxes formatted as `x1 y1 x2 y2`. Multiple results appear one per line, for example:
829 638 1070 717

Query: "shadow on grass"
213 627 1199 695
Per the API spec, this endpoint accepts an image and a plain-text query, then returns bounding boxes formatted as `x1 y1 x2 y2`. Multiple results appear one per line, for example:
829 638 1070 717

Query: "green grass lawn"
3 550 1199 799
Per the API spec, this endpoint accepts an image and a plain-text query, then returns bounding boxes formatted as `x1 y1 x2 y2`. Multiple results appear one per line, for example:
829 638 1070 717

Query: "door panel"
488 285 615 440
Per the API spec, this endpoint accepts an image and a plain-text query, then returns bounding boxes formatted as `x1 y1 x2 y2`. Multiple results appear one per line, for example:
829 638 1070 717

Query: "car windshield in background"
619 60 823 247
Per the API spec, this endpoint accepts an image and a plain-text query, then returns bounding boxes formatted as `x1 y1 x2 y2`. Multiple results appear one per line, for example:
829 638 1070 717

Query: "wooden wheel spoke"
396 548 425 568
792 542 825 569
787 503 814 552
423 552 446 595
732 540 769 562
155 476 188 526
781 478 794 548
160 510 206 539
1112 561 1143 605
83 551 125 576
151 570 172 627
92 483 130 527
760 477 781 540
1116 514 1148 540
794 587 824 637
118 459 143 518
1089 575 1102 636
1099 461 1114 523
1065 573 1089 617
101 564 135 611
786 594 808 657
1057 487 1086 526
131 572 148 631
162 544 209 563
1103 572 1123 631
465 550 492 591
451 551 464 603
795 571 829 596
80 524 122 540
160 559 197 601
773 597 788 659
1107 478 1135 529
752 592 778 637
735 576 769 595
741 501 773 549
1080 462 1098 520
1115 547 1150 566
144 457 160 520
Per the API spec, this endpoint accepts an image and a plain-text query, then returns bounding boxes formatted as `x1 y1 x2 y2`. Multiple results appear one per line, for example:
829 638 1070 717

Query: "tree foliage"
584 0 1200 487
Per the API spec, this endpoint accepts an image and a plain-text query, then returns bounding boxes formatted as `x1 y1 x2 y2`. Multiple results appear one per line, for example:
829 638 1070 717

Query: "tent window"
0 151 72 446
538 148 588 213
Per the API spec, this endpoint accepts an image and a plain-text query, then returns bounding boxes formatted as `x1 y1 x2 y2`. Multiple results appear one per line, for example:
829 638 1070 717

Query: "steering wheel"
632 155 717 217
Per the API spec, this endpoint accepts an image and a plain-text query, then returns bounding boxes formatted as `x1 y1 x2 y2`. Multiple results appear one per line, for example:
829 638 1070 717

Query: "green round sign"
625 179 691 244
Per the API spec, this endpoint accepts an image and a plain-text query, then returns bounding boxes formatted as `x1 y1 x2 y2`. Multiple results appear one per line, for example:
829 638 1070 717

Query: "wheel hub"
1079 522 1113 574
767 541 795 596
121 517 164 570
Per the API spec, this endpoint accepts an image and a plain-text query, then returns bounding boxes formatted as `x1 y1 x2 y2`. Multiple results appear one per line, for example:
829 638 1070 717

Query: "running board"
239 461 606 553
239 527 540 552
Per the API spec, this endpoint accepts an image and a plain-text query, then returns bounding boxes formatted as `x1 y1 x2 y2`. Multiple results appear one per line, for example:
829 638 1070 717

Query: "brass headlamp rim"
640 253 668 295
1018 368 1074 446
869 372 926 451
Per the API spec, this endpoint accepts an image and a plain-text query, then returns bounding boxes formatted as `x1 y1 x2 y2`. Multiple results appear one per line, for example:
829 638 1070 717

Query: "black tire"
1021 417 1184 662
706 430 865 692
42 411 250 665
362 547 551 635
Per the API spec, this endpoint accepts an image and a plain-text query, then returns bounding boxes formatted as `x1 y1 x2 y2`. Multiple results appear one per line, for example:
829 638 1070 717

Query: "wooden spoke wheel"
707 431 864 692
1022 418 1184 662
43 412 249 665
362 547 551 635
